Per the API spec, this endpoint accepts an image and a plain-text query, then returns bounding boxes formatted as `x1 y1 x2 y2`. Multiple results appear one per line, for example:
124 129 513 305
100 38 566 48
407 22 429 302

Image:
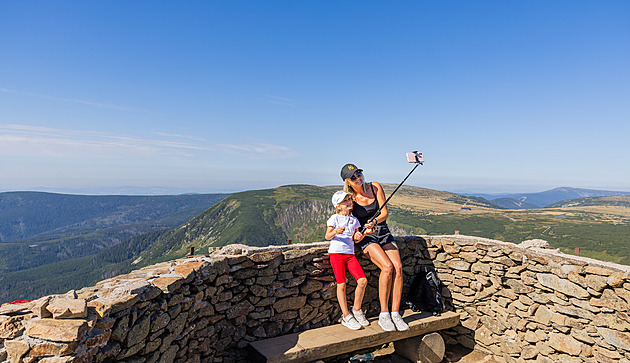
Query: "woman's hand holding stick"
353 224 375 243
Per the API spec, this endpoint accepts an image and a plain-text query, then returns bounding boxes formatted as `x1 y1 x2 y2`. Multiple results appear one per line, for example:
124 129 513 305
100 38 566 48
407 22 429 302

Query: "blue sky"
1 1 629 194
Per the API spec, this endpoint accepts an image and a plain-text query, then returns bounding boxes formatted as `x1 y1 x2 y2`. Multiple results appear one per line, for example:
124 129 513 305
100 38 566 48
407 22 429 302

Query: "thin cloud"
0 87 156 114
152 132 207 142
0 124 207 158
265 95 298 107
215 141 297 159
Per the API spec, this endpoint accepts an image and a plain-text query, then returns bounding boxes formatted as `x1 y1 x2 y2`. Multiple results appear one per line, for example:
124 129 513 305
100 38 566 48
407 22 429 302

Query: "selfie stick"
360 151 424 232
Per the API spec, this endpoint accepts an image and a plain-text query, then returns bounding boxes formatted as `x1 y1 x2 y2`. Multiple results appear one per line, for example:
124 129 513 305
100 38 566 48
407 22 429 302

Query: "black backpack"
404 265 445 316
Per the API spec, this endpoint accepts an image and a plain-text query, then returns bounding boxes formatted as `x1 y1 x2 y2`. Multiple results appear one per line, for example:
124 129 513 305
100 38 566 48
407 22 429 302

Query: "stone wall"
1 235 629 363
430 236 630 363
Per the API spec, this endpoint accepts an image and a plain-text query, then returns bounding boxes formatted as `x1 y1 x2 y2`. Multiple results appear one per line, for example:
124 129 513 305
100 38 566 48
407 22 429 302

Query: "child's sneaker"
391 313 409 331
378 313 396 331
353 310 369 327
341 315 362 330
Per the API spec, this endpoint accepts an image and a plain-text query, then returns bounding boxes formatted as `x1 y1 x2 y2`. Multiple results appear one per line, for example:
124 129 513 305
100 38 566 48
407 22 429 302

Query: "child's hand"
353 231 364 242
335 227 345 235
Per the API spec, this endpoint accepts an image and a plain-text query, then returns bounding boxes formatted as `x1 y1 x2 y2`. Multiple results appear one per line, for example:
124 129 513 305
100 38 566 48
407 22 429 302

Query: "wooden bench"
249 310 460 362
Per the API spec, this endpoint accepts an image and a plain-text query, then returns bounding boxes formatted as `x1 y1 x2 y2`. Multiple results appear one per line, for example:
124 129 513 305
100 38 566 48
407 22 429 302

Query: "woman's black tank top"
352 184 379 226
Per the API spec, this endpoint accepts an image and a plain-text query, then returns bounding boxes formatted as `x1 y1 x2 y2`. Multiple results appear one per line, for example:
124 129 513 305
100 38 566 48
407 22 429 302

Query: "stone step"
249 310 460 363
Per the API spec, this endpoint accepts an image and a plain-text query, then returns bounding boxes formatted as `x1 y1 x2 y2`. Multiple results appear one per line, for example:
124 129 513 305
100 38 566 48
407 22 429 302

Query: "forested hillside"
0 192 227 302
0 192 228 242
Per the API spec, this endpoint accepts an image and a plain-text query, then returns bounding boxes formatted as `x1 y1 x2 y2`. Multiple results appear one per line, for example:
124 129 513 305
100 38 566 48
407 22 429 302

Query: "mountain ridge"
469 187 630 209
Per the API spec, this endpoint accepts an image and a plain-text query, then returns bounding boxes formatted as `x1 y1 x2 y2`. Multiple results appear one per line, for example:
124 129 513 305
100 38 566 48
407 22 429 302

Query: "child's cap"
332 191 352 207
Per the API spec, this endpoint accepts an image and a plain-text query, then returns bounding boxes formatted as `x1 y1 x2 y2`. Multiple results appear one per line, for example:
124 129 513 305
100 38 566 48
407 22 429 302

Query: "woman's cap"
332 191 352 207
340 163 362 180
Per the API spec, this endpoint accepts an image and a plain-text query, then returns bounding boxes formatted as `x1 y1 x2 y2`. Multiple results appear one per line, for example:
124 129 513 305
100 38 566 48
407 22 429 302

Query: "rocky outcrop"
1 235 630 362
276 199 332 243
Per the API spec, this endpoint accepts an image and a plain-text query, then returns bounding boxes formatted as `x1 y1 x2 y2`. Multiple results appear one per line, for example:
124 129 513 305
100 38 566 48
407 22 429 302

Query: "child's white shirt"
327 214 360 254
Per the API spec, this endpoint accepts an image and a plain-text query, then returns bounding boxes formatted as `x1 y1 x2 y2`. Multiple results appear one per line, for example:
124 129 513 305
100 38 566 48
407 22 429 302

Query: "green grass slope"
131 185 335 265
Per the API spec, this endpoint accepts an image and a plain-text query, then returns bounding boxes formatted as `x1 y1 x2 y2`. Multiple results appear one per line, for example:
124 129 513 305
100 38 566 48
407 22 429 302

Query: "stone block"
29 296 53 318
227 300 255 320
151 277 183 294
446 259 471 271
616 287 630 305
569 297 600 313
584 266 614 276
591 289 628 311
250 251 284 264
87 292 140 318
535 340 554 356
25 318 90 342
519 331 537 344
552 304 593 320
548 332 582 356
537 273 589 299
47 297 87 319
300 280 323 295
0 303 30 315
273 296 307 314
607 272 626 288
586 275 608 292
126 315 150 347
521 345 538 359
28 340 78 357
4 339 30 361
571 328 595 345
85 328 112 348
534 306 552 326
480 315 506 335
597 327 630 352
0 314 32 339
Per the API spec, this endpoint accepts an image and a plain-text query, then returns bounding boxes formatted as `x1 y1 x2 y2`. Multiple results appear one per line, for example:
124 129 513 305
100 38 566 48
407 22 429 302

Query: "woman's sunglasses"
350 172 363 181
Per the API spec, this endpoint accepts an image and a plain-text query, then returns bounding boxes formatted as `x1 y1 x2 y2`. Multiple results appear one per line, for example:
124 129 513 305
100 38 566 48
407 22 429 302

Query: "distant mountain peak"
470 187 630 209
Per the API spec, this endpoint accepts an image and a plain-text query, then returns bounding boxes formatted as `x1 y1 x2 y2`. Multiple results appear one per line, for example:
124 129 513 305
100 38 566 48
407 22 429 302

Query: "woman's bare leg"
383 243 404 312
363 244 394 312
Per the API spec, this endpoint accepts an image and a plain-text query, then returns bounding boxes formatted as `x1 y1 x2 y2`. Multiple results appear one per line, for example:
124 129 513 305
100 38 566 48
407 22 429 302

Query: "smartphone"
406 151 424 163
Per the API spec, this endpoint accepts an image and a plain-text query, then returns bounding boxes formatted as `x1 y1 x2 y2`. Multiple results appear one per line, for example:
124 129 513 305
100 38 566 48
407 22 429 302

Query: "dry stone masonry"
1 235 630 362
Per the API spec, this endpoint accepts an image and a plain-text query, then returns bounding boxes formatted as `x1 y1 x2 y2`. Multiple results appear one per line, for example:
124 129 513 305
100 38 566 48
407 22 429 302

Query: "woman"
341 163 409 332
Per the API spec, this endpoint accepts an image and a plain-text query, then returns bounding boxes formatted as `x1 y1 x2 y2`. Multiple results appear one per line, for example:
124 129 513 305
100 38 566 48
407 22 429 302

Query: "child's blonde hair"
334 194 352 215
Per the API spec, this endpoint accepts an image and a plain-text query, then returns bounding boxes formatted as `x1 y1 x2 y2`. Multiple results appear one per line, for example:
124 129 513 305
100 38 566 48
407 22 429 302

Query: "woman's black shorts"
356 223 396 252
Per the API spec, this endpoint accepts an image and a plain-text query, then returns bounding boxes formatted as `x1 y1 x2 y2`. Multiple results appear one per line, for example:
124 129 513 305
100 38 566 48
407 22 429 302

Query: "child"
325 191 373 330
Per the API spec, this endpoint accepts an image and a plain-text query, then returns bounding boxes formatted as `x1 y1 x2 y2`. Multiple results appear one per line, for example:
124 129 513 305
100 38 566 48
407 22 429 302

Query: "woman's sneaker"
341 315 362 330
353 310 369 327
391 313 410 331
378 313 396 331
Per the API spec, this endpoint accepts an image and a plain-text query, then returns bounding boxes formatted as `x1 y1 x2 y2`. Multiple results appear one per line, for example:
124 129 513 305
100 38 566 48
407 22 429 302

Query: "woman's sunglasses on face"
350 172 363 181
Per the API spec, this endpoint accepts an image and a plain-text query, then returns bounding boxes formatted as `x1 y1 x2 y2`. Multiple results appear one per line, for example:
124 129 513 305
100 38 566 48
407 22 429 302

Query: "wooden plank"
249 310 460 363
